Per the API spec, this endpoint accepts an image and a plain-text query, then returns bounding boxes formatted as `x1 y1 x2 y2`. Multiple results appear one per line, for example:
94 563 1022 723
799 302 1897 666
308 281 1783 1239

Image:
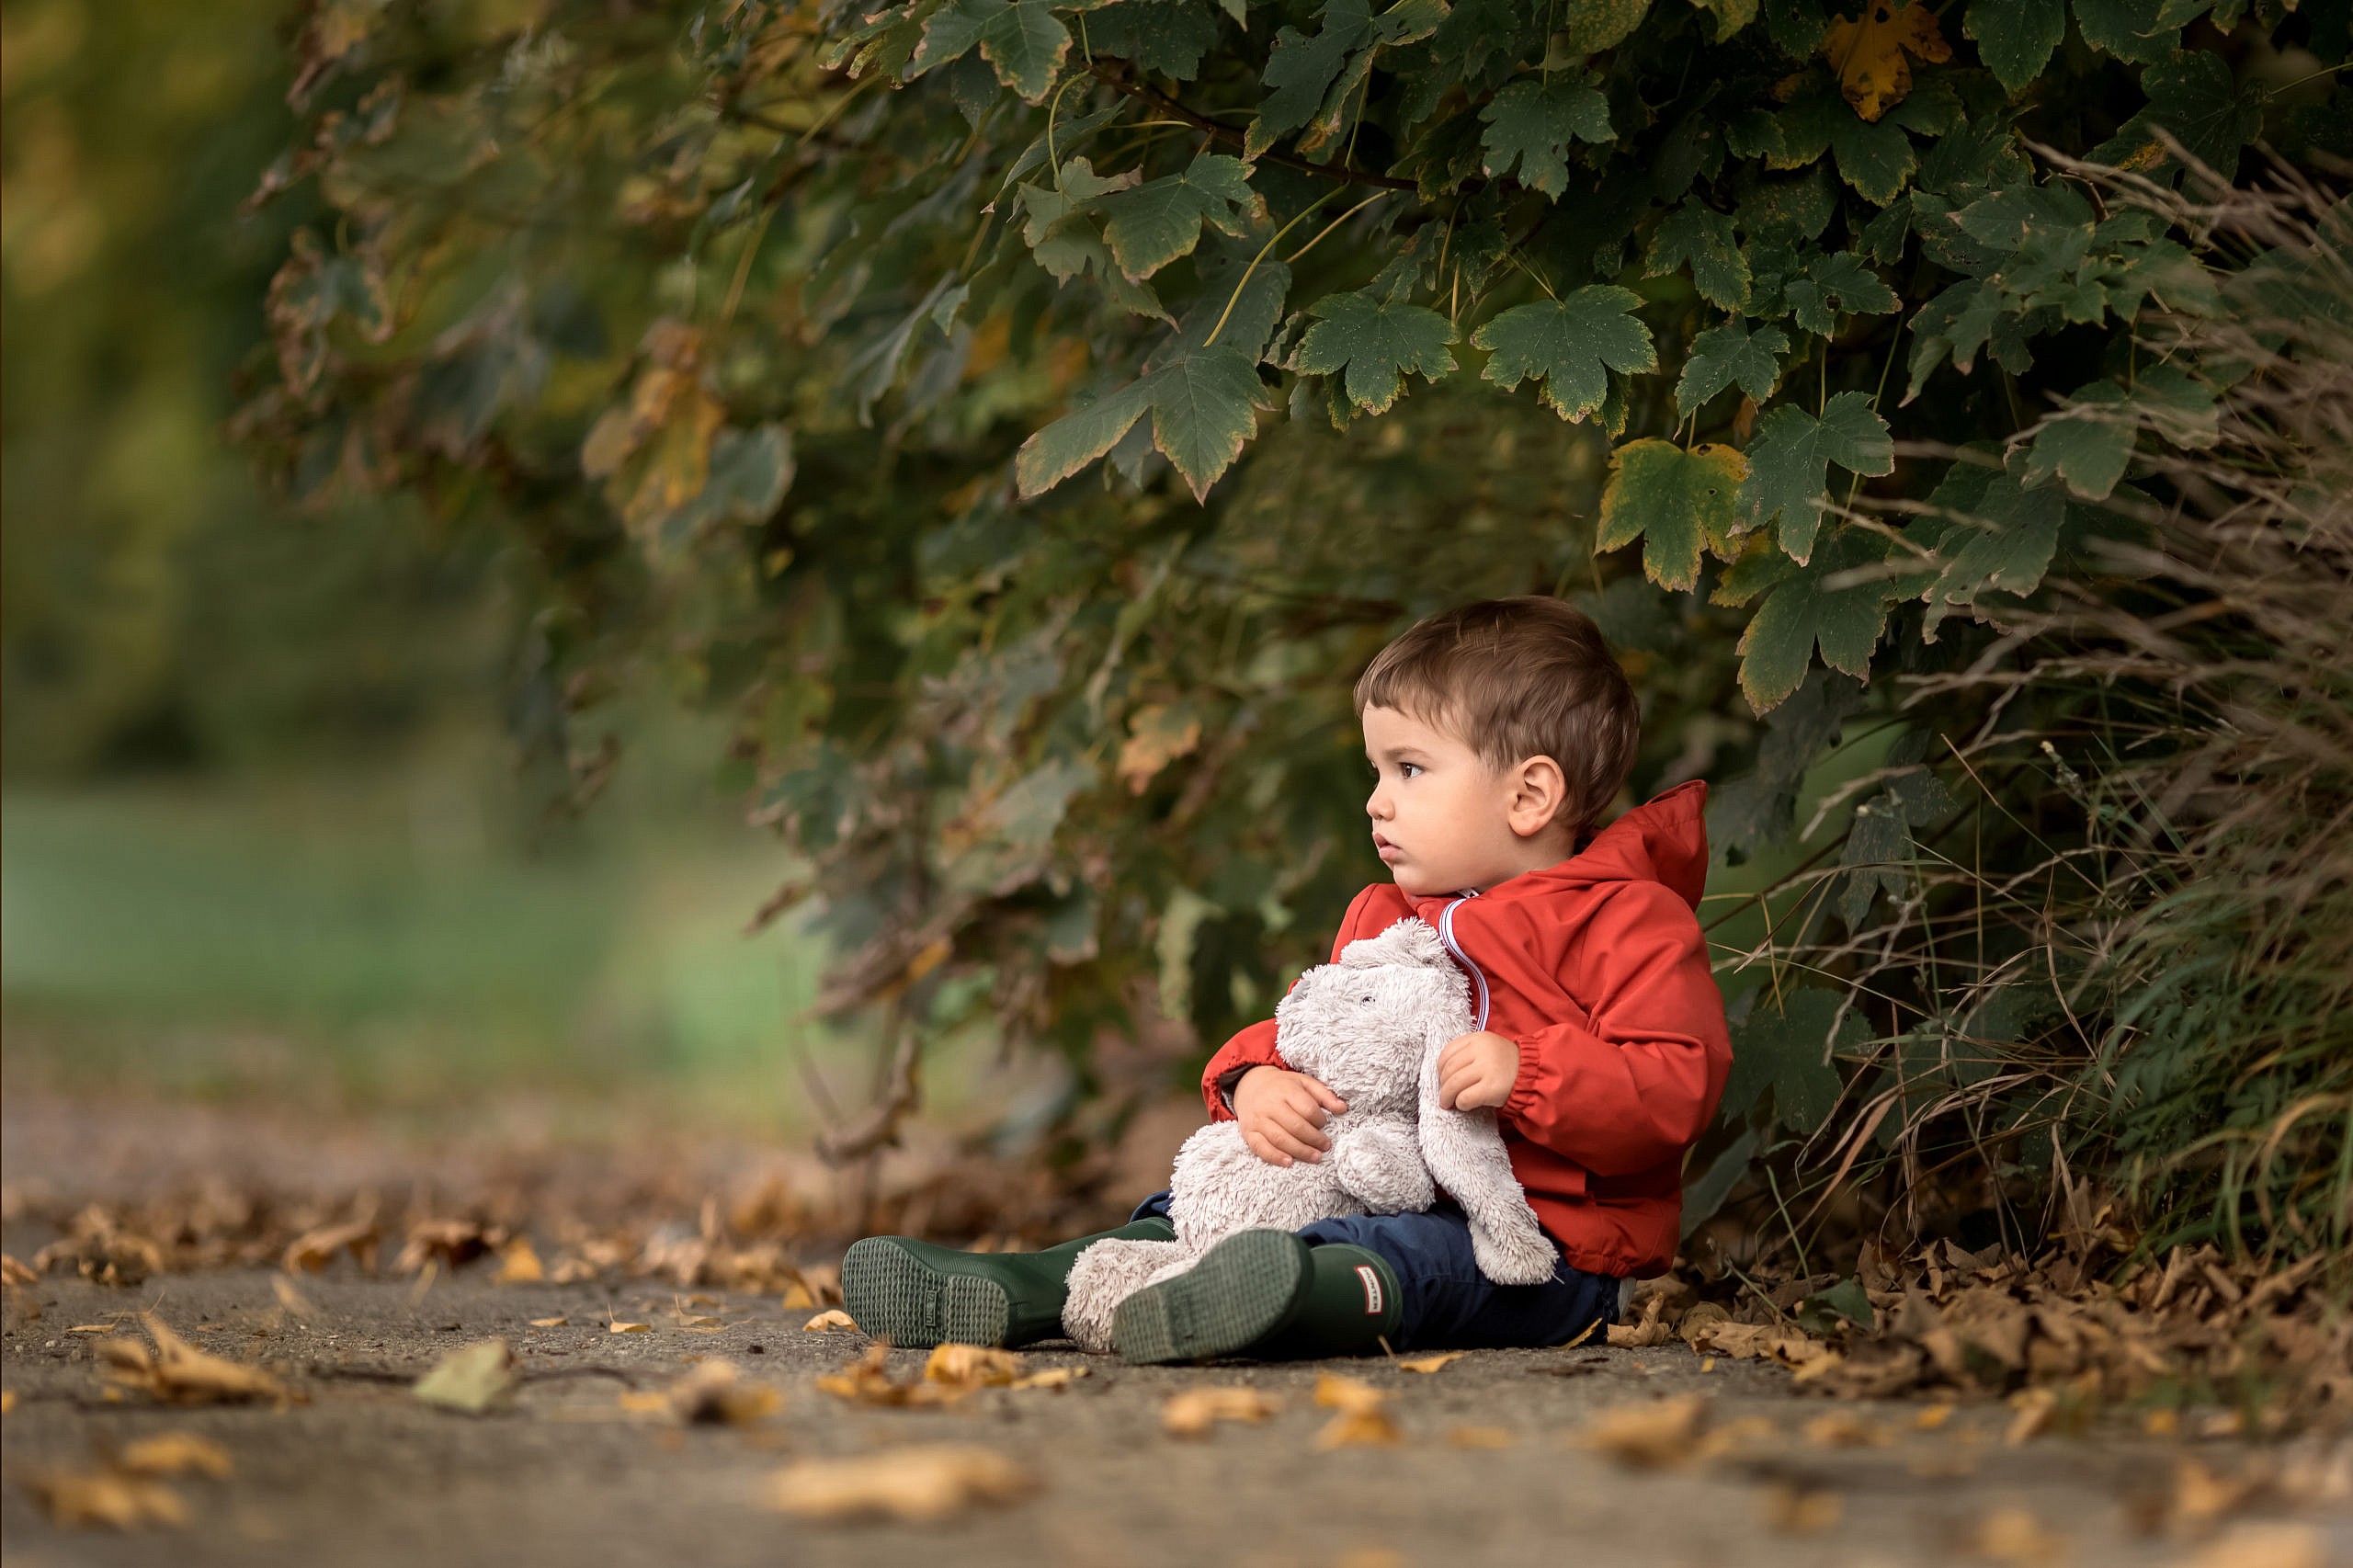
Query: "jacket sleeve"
1496 882 1732 1176
1199 885 1385 1120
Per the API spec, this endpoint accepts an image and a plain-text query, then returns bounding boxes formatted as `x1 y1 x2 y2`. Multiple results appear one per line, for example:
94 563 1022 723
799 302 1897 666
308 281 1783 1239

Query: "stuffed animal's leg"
1330 1117 1437 1214
1416 1052 1561 1287
1062 1237 1185 1353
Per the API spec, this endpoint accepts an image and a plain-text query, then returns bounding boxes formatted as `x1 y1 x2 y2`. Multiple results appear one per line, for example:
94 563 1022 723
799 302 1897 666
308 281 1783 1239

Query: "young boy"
842 596 1731 1362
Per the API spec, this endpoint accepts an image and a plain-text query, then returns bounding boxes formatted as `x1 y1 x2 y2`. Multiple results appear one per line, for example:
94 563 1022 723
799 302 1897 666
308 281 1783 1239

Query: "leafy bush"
236 0 2347 1249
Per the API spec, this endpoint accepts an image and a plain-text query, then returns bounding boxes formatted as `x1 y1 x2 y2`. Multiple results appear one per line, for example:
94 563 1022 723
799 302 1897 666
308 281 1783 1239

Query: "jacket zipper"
1438 891 1491 1031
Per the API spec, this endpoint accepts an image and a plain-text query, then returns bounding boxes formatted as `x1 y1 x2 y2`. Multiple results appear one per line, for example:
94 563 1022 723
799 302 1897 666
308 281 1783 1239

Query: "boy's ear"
1506 755 1571 840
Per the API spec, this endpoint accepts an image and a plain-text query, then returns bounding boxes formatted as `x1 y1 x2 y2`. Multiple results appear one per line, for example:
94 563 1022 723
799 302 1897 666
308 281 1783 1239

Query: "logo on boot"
1355 1265 1383 1315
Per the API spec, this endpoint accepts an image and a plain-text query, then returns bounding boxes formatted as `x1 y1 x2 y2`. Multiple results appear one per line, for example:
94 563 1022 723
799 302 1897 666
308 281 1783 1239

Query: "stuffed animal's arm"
1331 1118 1437 1214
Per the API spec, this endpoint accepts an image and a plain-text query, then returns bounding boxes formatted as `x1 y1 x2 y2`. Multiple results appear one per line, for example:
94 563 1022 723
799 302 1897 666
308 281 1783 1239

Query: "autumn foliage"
235 2 2347 1267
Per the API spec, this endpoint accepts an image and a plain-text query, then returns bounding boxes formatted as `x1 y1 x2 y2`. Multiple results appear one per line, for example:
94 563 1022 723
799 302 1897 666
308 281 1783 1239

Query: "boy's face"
1362 703 1569 896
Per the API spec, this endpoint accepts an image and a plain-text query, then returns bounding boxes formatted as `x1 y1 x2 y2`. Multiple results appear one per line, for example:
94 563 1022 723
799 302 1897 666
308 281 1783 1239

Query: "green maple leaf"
1478 77 1613 199
1472 287 1656 421
1016 344 1269 502
1015 159 1165 317
2020 381 2133 499
1097 154 1265 282
1434 0 1542 84
2025 362 2222 495
1082 0 1222 80
1738 392 1895 563
1724 988 1867 1131
1250 0 1376 158
1645 202 1751 312
2072 0 2182 64
1915 468 2067 639
1676 319 1790 415
1782 251 1900 335
912 0 1071 101
2094 50 2268 179
1727 525 1896 710
1597 439 1749 591
1556 0 1655 51
1963 0 2065 95
1294 291 1457 414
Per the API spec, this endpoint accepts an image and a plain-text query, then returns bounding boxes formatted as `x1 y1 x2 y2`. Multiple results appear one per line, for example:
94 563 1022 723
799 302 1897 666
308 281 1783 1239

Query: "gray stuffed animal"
1061 916 1557 1351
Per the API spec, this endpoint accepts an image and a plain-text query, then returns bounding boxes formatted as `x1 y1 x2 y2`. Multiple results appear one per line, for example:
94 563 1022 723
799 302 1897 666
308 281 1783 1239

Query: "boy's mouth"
1372 831 1403 864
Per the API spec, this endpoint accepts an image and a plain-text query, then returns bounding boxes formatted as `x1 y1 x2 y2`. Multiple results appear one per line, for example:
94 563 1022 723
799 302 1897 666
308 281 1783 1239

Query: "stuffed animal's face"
1272 918 1472 1115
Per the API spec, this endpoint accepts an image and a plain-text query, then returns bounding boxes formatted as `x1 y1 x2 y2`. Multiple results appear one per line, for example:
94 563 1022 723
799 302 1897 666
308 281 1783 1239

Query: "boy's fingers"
1245 1130 1294 1167
1268 1125 1322 1163
1304 1079 1348 1114
1278 1109 1333 1150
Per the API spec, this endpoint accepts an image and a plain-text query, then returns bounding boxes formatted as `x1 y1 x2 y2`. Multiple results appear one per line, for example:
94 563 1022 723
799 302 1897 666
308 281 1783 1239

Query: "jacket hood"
1413 778 1711 914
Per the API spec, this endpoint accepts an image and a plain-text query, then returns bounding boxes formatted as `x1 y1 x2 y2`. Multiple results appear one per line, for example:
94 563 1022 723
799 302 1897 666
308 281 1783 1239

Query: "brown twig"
815 1011 925 1165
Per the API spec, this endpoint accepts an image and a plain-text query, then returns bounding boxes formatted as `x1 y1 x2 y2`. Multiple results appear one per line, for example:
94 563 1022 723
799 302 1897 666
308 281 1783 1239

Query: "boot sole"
1112 1229 1311 1365
840 1237 1010 1349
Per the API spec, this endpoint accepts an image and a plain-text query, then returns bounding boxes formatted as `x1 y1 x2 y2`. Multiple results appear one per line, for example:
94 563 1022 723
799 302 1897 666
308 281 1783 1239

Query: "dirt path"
4 1266 2340 1568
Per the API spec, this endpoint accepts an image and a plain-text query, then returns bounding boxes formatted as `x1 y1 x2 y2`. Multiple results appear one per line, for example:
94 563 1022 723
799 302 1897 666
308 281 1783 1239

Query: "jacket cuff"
1500 1033 1547 1130
1223 1063 1276 1115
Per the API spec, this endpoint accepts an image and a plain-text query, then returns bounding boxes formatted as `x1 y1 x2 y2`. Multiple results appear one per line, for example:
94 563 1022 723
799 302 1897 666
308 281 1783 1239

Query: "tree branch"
1086 62 1421 193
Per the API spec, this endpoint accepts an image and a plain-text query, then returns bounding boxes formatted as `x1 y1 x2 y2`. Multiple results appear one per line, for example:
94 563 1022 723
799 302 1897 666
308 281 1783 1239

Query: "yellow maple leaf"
1822 1 1950 122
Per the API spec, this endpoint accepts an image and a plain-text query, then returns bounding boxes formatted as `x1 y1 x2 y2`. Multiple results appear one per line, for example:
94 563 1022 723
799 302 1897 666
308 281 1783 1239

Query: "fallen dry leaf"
1822 0 1949 121
68 1324 115 1335
282 1219 378 1276
27 1467 189 1529
1916 1403 1955 1430
494 1238 544 1285
2006 1386 2058 1445
1162 1386 1280 1437
1607 1318 1674 1348
1693 1414 1782 1461
661 1360 781 1425
529 1316 569 1329
1447 1425 1515 1449
1576 1393 1709 1469
766 1444 1035 1522
1313 1373 1400 1449
818 1343 956 1408
802 1309 856 1333
608 1319 652 1335
97 1315 287 1406
780 1282 818 1310
116 1433 233 1480
2185 1525 2325 1568
925 1343 1024 1390
1 1254 38 1287
2 1390 17 1415
1802 1410 1893 1448
1974 1507 2068 1566
413 1339 516 1415
269 1276 317 1318
1761 1484 1843 1534
1394 1352 1465 1374
1007 1366 1088 1392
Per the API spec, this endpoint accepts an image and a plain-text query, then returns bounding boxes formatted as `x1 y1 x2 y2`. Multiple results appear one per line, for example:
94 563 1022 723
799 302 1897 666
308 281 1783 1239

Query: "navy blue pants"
1127 1189 1622 1352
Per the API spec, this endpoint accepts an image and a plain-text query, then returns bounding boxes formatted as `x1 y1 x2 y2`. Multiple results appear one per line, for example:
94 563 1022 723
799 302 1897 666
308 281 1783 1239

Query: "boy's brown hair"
1354 597 1641 842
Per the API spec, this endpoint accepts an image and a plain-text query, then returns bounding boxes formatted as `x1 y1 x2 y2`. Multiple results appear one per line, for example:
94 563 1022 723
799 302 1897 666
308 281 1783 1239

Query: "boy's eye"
1400 762 1424 778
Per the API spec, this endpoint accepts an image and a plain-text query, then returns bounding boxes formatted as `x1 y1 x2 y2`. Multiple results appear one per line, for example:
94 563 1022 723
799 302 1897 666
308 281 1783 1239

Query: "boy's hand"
1232 1065 1348 1166
1437 1030 1520 1111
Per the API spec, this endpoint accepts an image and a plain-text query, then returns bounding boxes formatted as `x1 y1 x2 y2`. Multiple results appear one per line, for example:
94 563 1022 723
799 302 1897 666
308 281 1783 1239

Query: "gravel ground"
5 1266 2343 1568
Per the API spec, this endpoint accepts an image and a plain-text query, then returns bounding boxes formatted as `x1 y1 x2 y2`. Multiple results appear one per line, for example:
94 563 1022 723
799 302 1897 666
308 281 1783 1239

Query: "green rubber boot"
841 1215 1177 1349
1110 1230 1404 1365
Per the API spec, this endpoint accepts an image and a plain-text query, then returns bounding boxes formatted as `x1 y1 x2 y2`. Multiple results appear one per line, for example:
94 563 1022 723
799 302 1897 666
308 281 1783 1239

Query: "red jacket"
1199 778 1730 1278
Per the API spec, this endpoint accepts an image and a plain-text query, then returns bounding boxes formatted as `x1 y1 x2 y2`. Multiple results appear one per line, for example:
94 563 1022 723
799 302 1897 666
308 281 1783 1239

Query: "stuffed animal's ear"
1336 917 1449 971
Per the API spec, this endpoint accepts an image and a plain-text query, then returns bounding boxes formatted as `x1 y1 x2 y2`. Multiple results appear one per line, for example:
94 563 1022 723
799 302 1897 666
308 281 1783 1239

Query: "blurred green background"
0 0 877 1138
